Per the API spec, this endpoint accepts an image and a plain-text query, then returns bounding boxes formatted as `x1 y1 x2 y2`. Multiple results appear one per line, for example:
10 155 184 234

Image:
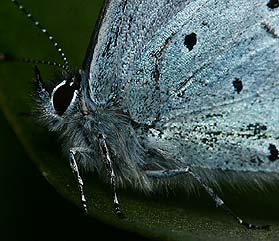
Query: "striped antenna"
0 53 67 70
11 0 70 71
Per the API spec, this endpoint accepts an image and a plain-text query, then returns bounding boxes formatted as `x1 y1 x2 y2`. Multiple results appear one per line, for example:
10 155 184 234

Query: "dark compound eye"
52 81 76 115
52 72 82 115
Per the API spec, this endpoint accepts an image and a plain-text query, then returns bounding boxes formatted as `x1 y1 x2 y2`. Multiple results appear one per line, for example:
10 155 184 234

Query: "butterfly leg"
146 168 269 230
69 148 89 213
98 133 123 217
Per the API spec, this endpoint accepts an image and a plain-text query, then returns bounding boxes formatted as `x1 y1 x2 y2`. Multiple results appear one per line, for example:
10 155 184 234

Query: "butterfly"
4 0 279 229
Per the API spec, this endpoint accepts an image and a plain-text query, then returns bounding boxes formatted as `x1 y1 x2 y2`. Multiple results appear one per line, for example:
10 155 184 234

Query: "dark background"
0 0 150 240
0 112 150 241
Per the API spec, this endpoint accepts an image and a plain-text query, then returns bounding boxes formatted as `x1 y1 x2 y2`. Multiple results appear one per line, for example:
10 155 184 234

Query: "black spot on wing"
246 123 267 135
239 123 268 139
232 78 243 94
268 144 279 161
184 33 197 51
201 21 209 27
250 157 264 166
267 0 279 9
205 113 223 118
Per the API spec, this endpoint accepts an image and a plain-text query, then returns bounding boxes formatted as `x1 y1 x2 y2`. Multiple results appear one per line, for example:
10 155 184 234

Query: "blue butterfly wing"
86 0 279 173
134 0 279 173
84 0 188 103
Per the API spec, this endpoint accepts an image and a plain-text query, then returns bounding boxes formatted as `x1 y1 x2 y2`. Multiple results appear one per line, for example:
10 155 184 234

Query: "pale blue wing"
130 0 279 173
87 0 279 173
86 0 188 104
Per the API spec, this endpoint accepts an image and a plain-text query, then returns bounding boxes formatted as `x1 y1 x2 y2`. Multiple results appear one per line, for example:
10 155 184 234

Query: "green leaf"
1 1 279 240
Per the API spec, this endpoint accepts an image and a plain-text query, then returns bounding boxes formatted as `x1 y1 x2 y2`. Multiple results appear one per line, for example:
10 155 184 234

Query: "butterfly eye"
52 81 76 115
52 76 80 115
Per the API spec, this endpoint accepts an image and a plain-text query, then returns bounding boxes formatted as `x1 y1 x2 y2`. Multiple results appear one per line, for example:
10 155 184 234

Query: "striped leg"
146 168 269 230
69 148 89 213
98 133 123 217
